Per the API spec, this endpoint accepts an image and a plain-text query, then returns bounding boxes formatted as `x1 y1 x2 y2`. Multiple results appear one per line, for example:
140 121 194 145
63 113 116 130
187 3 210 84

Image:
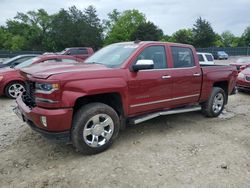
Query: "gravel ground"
0 58 250 187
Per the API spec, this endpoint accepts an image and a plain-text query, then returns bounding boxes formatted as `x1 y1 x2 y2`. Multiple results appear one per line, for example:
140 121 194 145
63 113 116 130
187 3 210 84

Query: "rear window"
198 54 204 62
171 47 195 68
205 54 213 61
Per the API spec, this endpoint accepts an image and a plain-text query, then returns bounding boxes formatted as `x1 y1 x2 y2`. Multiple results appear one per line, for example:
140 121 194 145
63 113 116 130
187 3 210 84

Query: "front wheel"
202 87 226 117
5 82 25 99
71 102 120 155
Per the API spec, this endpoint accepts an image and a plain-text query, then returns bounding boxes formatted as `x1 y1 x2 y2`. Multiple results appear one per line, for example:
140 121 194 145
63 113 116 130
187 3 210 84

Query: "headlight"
238 72 245 79
0 75 4 81
35 83 60 94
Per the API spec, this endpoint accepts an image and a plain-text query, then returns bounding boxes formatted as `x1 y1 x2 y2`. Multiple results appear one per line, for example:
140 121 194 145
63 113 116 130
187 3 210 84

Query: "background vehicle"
16 41 237 154
230 57 250 71
59 47 94 60
214 51 229 60
0 54 38 69
197 52 215 65
237 67 250 92
0 55 82 99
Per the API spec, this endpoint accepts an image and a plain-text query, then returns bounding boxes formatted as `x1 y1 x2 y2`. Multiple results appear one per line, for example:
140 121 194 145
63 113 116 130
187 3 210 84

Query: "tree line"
0 6 249 51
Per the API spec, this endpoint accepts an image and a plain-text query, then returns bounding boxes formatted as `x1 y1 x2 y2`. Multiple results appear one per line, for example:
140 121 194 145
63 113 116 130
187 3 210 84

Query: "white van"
197 52 215 65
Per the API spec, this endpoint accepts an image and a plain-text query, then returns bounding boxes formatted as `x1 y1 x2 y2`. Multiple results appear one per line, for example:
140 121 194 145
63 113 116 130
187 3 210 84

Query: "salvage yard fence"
196 47 250 56
0 50 44 58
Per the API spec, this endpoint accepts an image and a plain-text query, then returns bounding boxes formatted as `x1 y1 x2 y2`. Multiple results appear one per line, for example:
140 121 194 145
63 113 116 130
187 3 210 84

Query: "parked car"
0 55 82 98
15 41 237 154
0 54 39 69
214 51 229 60
197 52 215 65
236 67 250 92
59 47 94 60
230 57 250 72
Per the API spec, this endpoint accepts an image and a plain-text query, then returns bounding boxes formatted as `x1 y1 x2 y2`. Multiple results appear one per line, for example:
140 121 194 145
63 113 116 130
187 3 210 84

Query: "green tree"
84 6 103 49
221 31 237 47
192 17 216 47
131 21 163 41
105 9 146 44
213 33 223 47
103 9 120 34
241 26 250 46
172 29 193 44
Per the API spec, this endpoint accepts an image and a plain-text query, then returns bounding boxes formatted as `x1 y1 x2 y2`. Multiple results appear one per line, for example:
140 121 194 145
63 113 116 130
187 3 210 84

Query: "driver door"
127 45 173 115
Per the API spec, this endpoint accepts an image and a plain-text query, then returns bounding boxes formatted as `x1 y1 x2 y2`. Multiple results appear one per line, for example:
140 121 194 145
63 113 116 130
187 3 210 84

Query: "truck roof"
115 41 194 48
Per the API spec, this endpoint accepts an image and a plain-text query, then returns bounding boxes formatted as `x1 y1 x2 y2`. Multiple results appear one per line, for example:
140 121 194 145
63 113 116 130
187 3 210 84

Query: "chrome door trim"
130 94 200 108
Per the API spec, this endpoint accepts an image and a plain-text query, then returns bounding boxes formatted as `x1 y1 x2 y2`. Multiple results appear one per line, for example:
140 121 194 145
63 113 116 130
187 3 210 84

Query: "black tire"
202 87 226 117
4 82 25 99
71 102 120 155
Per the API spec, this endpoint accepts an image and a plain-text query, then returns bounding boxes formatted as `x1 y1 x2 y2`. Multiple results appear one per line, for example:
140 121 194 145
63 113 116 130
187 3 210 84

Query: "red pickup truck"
15 41 237 154
59 47 94 60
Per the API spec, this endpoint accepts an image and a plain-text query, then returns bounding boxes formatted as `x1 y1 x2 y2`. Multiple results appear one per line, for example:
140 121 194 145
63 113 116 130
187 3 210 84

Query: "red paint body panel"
236 68 250 90
16 97 73 131
16 42 237 133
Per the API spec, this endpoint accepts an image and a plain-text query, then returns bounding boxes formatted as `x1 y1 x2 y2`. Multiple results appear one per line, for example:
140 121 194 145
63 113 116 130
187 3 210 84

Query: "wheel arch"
73 92 126 130
213 81 228 103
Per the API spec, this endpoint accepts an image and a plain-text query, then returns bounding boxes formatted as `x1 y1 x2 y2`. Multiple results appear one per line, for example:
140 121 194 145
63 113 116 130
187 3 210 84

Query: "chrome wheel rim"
212 93 224 113
83 114 114 148
8 83 25 98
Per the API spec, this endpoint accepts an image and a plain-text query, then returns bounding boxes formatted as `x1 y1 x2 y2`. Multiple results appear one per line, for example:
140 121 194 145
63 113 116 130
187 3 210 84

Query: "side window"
14 57 32 64
42 59 58 63
61 59 76 63
205 54 213 61
136 46 167 69
70 49 87 55
198 54 204 62
171 47 195 68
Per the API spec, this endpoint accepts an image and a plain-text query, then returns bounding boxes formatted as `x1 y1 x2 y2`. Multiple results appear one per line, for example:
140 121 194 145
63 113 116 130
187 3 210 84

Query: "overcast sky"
0 0 250 36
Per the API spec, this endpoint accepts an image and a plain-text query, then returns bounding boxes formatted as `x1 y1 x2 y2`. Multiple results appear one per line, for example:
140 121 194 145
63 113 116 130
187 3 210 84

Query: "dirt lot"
0 59 250 187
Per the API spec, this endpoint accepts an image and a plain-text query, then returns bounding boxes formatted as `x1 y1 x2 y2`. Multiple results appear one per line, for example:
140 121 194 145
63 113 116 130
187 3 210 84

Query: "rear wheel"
5 82 25 99
202 87 226 117
71 102 120 155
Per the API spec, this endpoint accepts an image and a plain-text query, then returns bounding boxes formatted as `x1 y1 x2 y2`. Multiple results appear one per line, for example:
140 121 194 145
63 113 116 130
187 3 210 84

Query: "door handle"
162 75 171 79
193 73 201 77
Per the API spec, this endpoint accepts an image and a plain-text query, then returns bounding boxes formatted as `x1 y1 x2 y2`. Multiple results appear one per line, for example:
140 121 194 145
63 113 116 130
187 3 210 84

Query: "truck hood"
21 62 109 79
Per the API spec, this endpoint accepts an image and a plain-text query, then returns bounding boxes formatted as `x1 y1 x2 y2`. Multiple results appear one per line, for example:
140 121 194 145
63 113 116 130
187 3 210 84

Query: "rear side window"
205 54 213 61
70 49 88 55
136 46 167 69
171 47 195 68
198 54 204 62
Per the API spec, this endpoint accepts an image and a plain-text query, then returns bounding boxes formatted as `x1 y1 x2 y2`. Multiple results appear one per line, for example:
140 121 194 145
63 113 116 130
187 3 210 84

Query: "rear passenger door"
169 46 202 107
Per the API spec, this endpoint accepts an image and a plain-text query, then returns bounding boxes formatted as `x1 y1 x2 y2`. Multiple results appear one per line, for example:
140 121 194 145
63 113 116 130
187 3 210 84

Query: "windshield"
2 56 21 65
15 57 40 69
85 43 139 68
236 58 250 63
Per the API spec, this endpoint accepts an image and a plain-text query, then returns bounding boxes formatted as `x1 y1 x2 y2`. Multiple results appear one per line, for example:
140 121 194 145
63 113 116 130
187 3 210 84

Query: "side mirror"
132 60 154 72
67 51 71 55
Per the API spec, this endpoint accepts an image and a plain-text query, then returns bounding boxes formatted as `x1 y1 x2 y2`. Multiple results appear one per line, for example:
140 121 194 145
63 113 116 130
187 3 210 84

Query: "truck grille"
22 81 36 108
246 76 250 82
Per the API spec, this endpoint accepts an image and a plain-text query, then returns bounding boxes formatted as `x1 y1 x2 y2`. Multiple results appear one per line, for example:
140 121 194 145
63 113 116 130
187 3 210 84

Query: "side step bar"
129 106 202 125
